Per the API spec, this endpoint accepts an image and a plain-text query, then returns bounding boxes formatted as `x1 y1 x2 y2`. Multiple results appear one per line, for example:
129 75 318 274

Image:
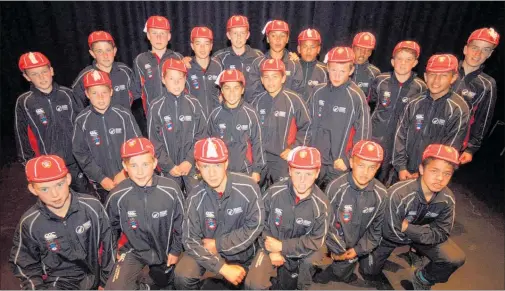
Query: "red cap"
351 140 384 163
191 26 214 41
83 70 112 89
25 155 68 183
260 58 286 74
226 15 249 31
287 146 321 169
144 15 171 33
425 54 458 73
216 69 246 86
324 47 355 63
298 28 321 45
393 40 421 58
467 27 500 46
194 138 229 163
121 137 155 159
422 144 460 165
161 58 187 76
352 32 376 49
262 20 289 35
18 52 51 72
88 31 115 48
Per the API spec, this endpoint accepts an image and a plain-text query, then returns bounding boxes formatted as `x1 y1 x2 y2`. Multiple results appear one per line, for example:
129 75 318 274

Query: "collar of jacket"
457 61 484 81
347 172 376 192
354 61 370 70
202 171 233 200
415 177 451 205
128 174 160 195
390 71 417 86
149 49 176 61
31 82 59 98
163 87 184 100
222 99 245 112
90 104 113 115
190 57 210 72
328 79 351 92
265 49 289 62
37 190 80 220
426 90 453 102
287 178 315 204
300 59 318 69
229 45 253 57
92 60 119 73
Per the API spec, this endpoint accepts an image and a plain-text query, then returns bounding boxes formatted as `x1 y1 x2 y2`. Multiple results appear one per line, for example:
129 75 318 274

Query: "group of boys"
10 13 500 290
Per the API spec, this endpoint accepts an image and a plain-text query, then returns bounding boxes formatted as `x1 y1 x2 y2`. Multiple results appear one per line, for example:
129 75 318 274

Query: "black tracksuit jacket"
186 57 223 118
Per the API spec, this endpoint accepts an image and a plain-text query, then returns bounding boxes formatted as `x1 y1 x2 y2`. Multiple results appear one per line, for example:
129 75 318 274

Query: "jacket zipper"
203 73 208 117
47 99 55 121
386 84 403 128
102 116 112 159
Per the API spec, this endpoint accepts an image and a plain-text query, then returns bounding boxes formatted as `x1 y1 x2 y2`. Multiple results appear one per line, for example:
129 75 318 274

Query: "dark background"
1 1 504 210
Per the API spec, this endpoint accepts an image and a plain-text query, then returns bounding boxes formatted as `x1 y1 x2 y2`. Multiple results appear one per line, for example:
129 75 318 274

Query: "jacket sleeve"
383 188 411 244
290 61 306 97
216 183 265 256
72 118 108 183
248 108 266 173
281 199 329 258
71 73 88 112
14 97 36 165
466 79 496 154
105 192 122 243
9 219 45 290
441 101 470 151
169 186 185 256
258 189 273 254
369 76 380 104
147 103 176 172
324 183 347 255
123 108 142 139
98 202 116 288
244 56 266 103
352 92 372 143
354 192 386 256
183 192 225 274
404 200 454 245
130 55 144 102
185 99 208 165
293 95 312 148
392 102 413 172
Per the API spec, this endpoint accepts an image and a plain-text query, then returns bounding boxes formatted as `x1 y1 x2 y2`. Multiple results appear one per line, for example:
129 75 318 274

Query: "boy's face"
350 156 380 188
297 40 321 62
328 62 354 87
197 161 228 190
391 49 418 76
267 31 289 53
221 81 244 107
227 27 250 49
261 71 286 94
28 174 72 210
86 85 112 112
90 41 117 68
463 40 495 68
23 65 54 91
162 69 186 96
353 45 373 65
424 71 458 98
419 158 454 193
289 167 319 196
123 153 158 186
191 37 213 59
147 28 171 50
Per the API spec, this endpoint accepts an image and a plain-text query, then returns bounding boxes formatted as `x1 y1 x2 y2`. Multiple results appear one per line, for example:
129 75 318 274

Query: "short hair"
91 40 115 50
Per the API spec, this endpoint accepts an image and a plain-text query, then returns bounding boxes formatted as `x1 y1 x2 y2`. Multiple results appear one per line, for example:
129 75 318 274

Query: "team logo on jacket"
227 207 243 216
274 208 283 226
205 211 217 230
333 106 346 113
362 207 375 214
246 66 251 72
415 114 424 130
358 82 369 88
295 218 312 226
308 80 319 86
236 124 249 131
36 108 48 125
424 211 439 218
382 91 391 107
127 210 139 230
406 210 417 222
145 64 153 79
218 123 226 138
229 65 236 70
318 100 325 117
56 105 68 112
179 115 192 122
259 109 266 124
274 111 286 117
432 118 445 126
114 85 127 92
44 232 60 252
89 130 101 145
164 115 173 131
341 205 353 223
109 128 122 135
75 220 92 234
402 97 409 103
190 74 200 90
461 89 476 99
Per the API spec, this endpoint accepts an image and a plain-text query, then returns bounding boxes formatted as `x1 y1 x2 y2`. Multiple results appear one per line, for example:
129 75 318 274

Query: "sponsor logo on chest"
75 220 92 234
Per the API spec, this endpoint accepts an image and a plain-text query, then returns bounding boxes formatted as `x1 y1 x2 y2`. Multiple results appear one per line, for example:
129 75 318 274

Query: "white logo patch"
274 208 283 216
308 80 319 86
44 232 57 240
295 218 312 226
76 220 92 234
343 205 353 212
432 118 446 125
127 210 137 217
89 130 98 136
333 106 346 113
56 105 68 112
114 85 127 92
318 100 325 106
425 211 439 218
179 115 192 122
109 128 122 135
358 82 369 88
260 109 266 115
205 211 215 218
36 108 45 115
274 111 286 117
362 207 375 214
236 124 249 131
402 97 409 103
227 207 243 216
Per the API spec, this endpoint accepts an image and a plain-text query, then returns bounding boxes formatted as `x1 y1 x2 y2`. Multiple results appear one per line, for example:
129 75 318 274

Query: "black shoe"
412 269 432 290
312 268 333 284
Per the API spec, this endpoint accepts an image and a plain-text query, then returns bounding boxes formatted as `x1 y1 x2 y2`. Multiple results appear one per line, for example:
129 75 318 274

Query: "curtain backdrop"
1 1 504 166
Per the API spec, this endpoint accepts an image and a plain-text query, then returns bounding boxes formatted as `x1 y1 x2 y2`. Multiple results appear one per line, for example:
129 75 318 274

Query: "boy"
246 146 329 290
15 52 90 193
351 32 381 98
393 54 470 181
72 70 141 202
363 144 466 290
207 69 265 182
105 137 185 289
72 31 133 111
175 138 264 289
309 47 371 190
370 41 427 185
148 58 207 195
10 155 115 289
314 140 387 284
297 28 328 102
452 27 500 164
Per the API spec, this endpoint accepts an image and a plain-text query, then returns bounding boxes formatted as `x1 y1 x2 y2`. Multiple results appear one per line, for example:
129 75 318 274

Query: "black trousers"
362 238 466 285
